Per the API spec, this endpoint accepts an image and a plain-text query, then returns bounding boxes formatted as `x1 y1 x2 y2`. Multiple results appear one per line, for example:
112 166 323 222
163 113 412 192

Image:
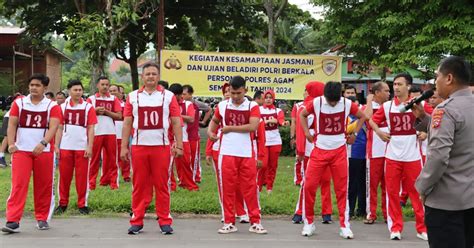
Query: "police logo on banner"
322 59 337 76
164 54 182 70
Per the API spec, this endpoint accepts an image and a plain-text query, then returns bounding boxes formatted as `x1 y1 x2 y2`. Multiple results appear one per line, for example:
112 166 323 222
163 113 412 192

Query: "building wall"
45 52 61 93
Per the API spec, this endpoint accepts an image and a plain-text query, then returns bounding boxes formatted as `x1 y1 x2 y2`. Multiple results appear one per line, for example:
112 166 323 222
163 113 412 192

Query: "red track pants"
294 157 303 186
189 139 201 183
304 145 350 228
116 139 130 181
218 154 261 224
257 145 282 191
366 157 387 221
385 158 426 233
295 156 332 216
58 150 89 208
89 135 118 189
6 151 54 222
130 145 173 227
175 142 198 191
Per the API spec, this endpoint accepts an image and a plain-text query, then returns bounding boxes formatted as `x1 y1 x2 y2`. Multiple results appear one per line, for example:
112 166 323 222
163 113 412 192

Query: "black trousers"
348 158 366 216
425 206 474 248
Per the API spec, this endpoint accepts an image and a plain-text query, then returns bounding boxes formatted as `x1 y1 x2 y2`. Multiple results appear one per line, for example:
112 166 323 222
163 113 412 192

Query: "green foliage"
312 0 474 70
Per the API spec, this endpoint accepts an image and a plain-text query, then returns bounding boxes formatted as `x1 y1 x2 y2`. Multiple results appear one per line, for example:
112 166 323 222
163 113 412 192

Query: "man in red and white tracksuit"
55 80 97 215
363 82 390 224
207 76 267 234
169 83 199 191
87 77 122 190
292 81 333 225
3 74 61 233
370 73 427 241
110 84 130 182
121 63 183 235
300 81 367 238
258 90 289 193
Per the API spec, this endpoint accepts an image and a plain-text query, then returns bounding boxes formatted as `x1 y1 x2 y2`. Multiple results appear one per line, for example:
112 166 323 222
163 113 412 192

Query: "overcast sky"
288 0 324 20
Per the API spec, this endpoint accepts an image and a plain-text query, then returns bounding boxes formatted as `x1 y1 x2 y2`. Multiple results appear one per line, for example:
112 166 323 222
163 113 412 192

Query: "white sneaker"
339 227 354 239
239 214 250 223
218 223 238 234
417 232 428 241
301 223 316 236
390 232 402 240
249 223 267 234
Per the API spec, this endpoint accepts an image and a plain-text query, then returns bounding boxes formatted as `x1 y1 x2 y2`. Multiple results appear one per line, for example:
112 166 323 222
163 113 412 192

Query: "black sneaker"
128 225 143 235
0 157 7 168
322 214 333 224
78 207 90 215
37 220 50 230
160 225 173 235
2 222 20 233
54 205 67 215
292 214 303 224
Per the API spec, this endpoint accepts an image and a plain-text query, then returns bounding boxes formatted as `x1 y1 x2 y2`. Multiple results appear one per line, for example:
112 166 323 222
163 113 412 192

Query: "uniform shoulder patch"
431 109 444 129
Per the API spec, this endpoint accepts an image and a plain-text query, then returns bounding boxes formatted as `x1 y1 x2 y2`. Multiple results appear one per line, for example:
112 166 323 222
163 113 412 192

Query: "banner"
160 50 342 100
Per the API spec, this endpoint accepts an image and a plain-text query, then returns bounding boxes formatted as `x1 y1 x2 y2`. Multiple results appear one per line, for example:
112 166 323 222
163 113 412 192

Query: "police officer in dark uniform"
412 56 473 248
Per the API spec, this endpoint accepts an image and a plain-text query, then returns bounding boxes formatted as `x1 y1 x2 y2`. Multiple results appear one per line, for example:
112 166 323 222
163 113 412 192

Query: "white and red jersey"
87 93 122 136
419 101 433 157
114 101 125 139
59 98 98 150
10 95 62 152
178 100 195 142
214 98 260 158
305 97 358 150
372 97 420 162
259 105 285 146
124 86 180 146
294 101 315 157
366 101 389 159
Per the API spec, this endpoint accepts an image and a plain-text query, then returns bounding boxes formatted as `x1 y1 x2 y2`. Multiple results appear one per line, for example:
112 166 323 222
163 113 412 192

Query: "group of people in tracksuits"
1 63 433 241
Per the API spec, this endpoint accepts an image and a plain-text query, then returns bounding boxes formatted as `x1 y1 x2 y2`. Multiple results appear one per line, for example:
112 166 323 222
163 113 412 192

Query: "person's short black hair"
169 83 183 95
324 81 342 102
253 90 264 100
394 73 413 85
45 91 54 98
142 62 160 71
229 76 246 89
97 76 109 83
183 84 194 94
371 81 387 94
29 73 49 86
438 56 472 86
158 80 169 89
56 91 67 97
67 79 84 89
343 84 357 94
409 85 422 94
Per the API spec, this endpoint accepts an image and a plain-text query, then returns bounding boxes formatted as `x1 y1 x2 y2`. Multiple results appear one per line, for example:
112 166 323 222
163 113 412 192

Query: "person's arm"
196 100 212 125
415 107 455 198
7 102 19 153
348 102 367 134
182 103 195 123
32 106 61 156
104 98 122 120
207 107 221 141
169 95 183 157
364 94 374 119
55 125 63 155
120 117 132 162
412 102 431 132
85 107 97 158
277 109 289 126
369 106 391 142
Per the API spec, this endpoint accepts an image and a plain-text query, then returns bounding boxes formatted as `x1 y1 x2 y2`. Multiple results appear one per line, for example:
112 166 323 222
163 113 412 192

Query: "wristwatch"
40 140 48 147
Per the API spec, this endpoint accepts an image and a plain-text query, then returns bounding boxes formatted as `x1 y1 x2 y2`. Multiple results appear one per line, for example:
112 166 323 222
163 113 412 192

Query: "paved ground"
0 217 428 248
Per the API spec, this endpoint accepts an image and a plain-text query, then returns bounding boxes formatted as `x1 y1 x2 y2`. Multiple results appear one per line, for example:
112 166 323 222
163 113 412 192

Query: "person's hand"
411 103 426 119
222 126 232 134
417 132 428 141
420 194 426 205
55 146 60 158
95 107 105 115
304 131 314 143
206 155 213 166
208 131 219 141
256 160 263 169
346 134 356 144
121 146 130 162
8 145 18 154
281 120 290 126
84 146 92 158
376 130 391 142
32 143 45 156
290 138 296 149
297 154 305 162
366 93 374 103
172 147 183 158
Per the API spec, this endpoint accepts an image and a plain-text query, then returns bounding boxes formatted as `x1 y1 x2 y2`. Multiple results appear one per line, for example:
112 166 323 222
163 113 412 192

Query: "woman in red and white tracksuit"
292 81 333 224
55 80 97 214
3 74 61 233
207 76 267 234
300 82 367 238
120 63 183 235
258 90 289 193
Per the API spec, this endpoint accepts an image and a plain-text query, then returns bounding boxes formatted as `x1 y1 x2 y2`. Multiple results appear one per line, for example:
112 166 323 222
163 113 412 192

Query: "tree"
262 0 288 54
312 0 474 73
